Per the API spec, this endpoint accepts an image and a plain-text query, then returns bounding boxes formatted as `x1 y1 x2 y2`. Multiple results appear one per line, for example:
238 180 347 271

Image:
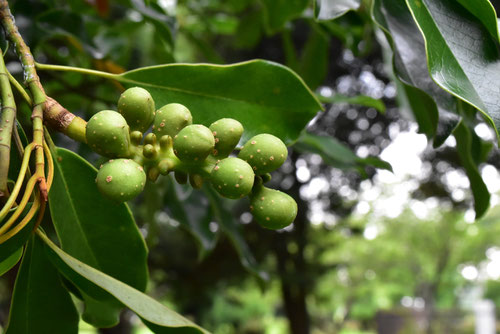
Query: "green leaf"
203 186 267 284
294 23 329 90
117 60 321 145
371 0 459 146
0 204 34 263
36 9 96 50
405 0 500 142
454 121 490 219
316 94 386 113
455 0 500 42
294 132 392 171
314 0 361 21
38 231 209 334
129 0 175 47
6 235 79 334
0 247 22 276
49 148 149 326
164 177 217 258
260 0 309 33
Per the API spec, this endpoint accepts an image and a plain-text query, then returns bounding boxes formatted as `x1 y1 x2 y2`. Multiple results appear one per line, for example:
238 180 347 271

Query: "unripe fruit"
117 87 155 132
86 110 131 158
96 159 146 202
211 157 254 199
238 134 288 174
173 124 215 162
153 103 192 138
250 186 297 230
209 118 244 157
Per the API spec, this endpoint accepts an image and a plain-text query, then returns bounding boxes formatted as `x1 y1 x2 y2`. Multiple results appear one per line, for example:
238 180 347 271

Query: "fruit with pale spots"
96 159 146 202
238 134 287 174
209 118 243 157
173 124 215 162
211 157 254 199
117 87 155 132
250 186 297 229
86 110 131 158
153 103 192 138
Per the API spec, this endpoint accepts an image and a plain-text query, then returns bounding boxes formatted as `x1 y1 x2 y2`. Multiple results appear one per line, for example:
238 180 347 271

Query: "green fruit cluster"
85 86 297 229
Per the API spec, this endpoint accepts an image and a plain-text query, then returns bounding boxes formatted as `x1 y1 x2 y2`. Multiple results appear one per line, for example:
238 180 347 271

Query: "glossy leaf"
117 60 321 145
6 236 79 334
203 186 267 284
260 0 309 33
455 0 499 42
38 232 209 334
0 247 22 276
49 148 148 326
372 0 459 146
454 121 490 219
164 177 217 258
314 0 361 21
294 132 392 171
405 0 500 141
317 94 386 113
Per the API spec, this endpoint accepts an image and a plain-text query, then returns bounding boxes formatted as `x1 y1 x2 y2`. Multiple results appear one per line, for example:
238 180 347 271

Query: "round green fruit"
209 118 243 157
153 103 192 138
117 87 155 132
96 159 146 202
238 134 287 174
250 186 297 230
173 124 215 162
211 157 254 199
86 110 131 158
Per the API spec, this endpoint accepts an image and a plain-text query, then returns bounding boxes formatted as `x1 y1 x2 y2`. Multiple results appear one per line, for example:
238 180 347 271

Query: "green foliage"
115 61 322 145
405 0 500 141
6 235 79 334
1 0 500 333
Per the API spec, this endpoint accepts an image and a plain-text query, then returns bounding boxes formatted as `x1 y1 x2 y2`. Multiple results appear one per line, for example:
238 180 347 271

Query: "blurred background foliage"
2 0 500 333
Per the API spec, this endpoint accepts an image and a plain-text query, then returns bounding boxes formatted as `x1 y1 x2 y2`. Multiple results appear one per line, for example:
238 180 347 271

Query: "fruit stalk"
0 47 16 201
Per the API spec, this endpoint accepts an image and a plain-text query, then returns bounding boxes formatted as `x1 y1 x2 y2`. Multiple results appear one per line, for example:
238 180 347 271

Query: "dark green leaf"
260 0 309 33
405 0 500 142
0 204 34 263
129 0 175 47
294 132 392 171
454 121 490 219
314 0 361 21
295 23 329 90
0 247 22 276
317 94 386 113
36 9 96 50
6 235 79 334
38 231 209 334
455 0 500 42
164 177 217 258
371 0 459 146
117 60 321 144
49 148 149 326
203 186 267 284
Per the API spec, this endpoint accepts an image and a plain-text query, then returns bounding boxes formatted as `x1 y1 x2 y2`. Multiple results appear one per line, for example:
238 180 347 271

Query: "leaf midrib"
117 73 318 112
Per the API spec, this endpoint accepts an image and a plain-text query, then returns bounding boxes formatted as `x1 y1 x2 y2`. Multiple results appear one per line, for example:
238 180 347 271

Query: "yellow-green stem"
0 47 16 199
